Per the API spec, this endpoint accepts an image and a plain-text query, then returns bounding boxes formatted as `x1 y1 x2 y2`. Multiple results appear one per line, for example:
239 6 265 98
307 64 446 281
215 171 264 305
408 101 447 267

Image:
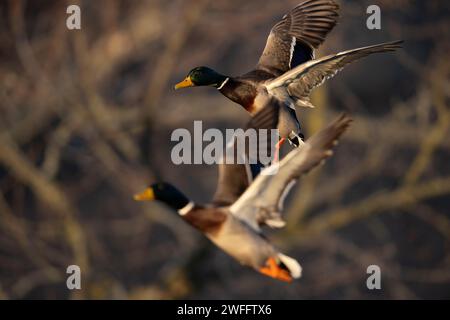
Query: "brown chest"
219 79 257 113
182 207 228 236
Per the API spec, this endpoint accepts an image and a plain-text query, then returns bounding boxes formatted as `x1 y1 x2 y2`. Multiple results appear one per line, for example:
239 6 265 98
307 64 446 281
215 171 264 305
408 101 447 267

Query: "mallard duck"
134 114 351 282
174 0 401 152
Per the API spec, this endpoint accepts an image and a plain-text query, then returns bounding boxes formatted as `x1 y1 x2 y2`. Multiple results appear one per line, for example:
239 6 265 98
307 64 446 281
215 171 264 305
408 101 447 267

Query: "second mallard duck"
135 114 351 282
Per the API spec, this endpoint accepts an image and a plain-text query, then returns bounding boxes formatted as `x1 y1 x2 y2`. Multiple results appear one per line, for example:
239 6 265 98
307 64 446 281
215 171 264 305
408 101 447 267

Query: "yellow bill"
174 76 194 90
133 187 155 201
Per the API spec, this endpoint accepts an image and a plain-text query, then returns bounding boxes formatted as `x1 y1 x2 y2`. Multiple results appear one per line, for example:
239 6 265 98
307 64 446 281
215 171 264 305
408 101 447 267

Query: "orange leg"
259 257 292 283
273 138 286 163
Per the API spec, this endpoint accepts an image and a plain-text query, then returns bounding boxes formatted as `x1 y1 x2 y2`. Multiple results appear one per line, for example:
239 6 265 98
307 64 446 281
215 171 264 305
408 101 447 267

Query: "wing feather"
229 114 351 231
212 107 280 206
266 41 403 106
257 0 339 76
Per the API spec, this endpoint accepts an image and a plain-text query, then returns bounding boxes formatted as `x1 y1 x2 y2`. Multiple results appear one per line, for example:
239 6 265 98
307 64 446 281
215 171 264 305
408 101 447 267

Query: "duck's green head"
134 182 190 211
174 66 227 89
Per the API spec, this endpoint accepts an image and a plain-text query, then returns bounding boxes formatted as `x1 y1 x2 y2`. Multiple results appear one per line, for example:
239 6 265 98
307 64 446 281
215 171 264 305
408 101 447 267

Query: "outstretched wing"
257 0 339 76
266 41 403 108
229 114 351 231
212 107 280 206
212 156 257 207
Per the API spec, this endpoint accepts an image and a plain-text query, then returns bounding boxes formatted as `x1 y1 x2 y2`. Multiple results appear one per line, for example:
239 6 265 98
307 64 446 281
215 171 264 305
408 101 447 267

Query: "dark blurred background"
0 0 449 299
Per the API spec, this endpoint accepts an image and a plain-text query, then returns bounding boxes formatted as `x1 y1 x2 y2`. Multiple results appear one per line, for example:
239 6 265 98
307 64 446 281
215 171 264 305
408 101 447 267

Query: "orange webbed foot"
259 257 292 283
273 138 286 163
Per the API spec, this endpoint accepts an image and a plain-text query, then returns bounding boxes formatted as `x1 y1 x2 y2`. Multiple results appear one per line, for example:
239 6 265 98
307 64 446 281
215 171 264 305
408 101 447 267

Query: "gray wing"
257 0 339 76
229 114 351 231
212 107 281 207
212 158 255 207
266 41 403 108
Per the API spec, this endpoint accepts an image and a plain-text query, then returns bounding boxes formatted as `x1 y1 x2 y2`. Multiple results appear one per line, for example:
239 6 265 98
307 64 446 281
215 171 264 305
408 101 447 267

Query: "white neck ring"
178 201 195 215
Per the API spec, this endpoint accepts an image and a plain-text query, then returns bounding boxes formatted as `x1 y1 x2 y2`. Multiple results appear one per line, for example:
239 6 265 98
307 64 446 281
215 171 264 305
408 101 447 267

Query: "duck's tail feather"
265 213 286 228
278 253 302 279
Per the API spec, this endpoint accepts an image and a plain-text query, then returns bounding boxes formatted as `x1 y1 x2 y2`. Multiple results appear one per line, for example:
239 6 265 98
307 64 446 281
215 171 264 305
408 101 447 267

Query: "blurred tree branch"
0 133 88 280
295 176 450 239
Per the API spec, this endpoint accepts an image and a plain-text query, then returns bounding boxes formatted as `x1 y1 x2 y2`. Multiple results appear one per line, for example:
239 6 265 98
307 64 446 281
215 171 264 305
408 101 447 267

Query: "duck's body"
218 77 259 114
135 114 352 282
175 0 402 148
219 77 301 143
207 213 273 268
181 205 281 275
218 69 290 115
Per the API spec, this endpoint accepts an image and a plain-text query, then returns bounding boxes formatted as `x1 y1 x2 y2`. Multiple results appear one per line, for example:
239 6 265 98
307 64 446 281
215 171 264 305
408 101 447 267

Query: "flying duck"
134 114 352 282
174 0 401 152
